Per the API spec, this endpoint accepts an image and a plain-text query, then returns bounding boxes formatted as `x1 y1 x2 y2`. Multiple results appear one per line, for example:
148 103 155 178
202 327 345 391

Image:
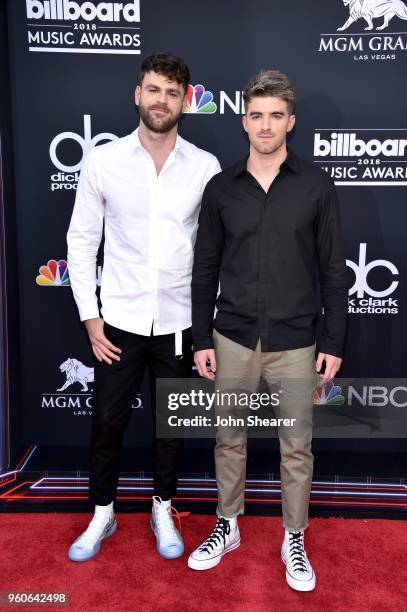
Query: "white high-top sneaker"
188 516 240 570
68 502 117 562
281 529 316 591
150 496 184 559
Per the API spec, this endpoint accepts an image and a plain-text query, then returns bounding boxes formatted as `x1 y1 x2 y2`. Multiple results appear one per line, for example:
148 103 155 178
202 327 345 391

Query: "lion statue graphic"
57 358 94 392
338 0 407 31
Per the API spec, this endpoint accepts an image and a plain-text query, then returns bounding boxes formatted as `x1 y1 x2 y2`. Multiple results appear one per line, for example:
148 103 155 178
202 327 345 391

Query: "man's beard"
252 134 285 156
138 101 182 134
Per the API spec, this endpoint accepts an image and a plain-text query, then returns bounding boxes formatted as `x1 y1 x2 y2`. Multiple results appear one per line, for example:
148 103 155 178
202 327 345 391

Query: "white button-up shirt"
67 128 221 335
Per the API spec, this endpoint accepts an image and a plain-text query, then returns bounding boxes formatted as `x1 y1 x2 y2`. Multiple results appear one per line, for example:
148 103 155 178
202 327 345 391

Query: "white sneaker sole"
150 517 184 559
68 518 117 562
281 552 316 592
188 537 241 571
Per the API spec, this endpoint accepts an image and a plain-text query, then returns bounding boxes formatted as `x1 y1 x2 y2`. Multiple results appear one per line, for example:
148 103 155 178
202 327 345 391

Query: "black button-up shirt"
191 149 348 357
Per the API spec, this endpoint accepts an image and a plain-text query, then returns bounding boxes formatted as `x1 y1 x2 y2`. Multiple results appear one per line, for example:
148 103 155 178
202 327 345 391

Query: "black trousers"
88 321 193 505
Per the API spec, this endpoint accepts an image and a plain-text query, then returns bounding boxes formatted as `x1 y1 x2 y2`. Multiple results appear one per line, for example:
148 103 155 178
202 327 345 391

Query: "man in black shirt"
187 70 348 591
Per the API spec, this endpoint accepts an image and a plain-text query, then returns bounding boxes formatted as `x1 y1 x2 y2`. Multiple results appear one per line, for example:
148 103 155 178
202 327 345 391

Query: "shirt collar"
133 126 186 157
232 147 299 177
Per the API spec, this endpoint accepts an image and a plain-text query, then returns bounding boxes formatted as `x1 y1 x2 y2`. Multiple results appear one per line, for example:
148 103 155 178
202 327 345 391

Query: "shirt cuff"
77 301 100 322
192 339 214 351
317 343 343 359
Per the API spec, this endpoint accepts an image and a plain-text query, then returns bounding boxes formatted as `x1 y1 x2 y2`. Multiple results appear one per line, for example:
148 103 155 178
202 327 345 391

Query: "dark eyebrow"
249 111 286 117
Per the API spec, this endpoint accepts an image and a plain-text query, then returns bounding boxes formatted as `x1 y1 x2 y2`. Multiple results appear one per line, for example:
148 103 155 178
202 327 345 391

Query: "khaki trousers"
213 329 316 532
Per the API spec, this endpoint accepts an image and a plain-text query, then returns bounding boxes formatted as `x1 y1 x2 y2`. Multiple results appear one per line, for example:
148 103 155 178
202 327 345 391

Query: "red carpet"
0 513 406 611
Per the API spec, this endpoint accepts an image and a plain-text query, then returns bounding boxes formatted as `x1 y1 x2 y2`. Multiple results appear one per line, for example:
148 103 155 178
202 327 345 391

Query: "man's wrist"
317 346 343 359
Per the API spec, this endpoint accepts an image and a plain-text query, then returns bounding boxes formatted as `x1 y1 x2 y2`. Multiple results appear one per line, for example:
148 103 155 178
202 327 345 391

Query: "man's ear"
134 85 141 107
287 114 296 133
242 114 248 133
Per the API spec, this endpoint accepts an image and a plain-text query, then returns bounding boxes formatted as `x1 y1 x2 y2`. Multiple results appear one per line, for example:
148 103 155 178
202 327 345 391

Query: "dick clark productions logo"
346 243 399 314
49 114 118 191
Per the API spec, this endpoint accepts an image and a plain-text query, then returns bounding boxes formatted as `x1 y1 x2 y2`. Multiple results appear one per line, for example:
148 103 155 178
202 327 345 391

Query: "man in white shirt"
66 52 220 563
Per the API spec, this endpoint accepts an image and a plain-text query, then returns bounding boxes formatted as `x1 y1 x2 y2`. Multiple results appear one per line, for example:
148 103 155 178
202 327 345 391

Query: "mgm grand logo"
41 357 143 415
319 0 407 61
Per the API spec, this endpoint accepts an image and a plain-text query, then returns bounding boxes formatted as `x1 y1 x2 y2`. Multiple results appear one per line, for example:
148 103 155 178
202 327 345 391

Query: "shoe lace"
156 502 190 537
288 532 307 572
199 518 230 554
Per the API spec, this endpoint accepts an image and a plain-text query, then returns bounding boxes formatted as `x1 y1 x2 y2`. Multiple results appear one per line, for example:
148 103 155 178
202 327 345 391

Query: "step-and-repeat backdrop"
5 1 407 460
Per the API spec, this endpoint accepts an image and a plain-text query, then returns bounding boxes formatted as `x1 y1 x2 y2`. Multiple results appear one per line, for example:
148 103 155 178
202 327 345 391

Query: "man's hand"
194 349 217 380
316 353 342 384
84 318 122 364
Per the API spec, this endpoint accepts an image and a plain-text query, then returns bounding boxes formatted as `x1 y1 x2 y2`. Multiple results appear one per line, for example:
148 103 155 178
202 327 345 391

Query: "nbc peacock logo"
313 380 345 405
36 259 70 287
184 84 217 114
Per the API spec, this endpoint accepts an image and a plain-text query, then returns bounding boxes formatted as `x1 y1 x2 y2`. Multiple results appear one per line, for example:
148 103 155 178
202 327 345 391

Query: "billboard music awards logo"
26 0 141 54
346 243 399 314
49 115 118 192
313 129 407 185
41 357 143 415
319 0 407 61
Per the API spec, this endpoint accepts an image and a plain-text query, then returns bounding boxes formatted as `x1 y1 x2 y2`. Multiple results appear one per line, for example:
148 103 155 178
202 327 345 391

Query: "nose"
155 90 168 105
260 116 272 132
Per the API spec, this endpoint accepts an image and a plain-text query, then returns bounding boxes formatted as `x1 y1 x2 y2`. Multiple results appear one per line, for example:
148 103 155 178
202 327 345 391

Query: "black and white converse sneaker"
188 516 240 570
281 529 316 591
